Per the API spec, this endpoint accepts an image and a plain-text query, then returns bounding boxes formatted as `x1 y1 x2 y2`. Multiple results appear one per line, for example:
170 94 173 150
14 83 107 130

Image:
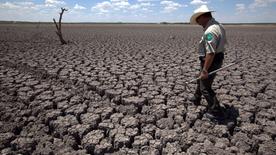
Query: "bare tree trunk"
53 8 68 45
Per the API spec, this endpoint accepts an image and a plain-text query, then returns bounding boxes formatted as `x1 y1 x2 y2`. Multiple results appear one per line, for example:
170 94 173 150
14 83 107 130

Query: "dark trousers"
195 53 224 112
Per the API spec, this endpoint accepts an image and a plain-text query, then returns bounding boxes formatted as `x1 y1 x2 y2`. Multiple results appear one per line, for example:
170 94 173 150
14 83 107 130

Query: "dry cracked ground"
0 24 275 155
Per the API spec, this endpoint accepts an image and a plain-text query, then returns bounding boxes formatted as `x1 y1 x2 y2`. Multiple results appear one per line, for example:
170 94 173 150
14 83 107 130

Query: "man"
189 5 227 119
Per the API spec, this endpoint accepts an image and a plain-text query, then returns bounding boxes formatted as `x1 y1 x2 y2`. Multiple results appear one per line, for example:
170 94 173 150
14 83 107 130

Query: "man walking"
189 5 227 119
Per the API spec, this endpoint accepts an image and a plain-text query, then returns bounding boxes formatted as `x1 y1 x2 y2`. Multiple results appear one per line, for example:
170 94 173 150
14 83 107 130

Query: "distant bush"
160 22 169 24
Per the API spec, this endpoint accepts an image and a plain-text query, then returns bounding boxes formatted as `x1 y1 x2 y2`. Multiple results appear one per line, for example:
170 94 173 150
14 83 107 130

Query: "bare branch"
53 7 68 45
53 18 59 30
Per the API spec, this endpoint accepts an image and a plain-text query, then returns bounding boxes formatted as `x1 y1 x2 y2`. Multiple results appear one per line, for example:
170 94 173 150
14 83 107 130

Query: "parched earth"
0 24 275 155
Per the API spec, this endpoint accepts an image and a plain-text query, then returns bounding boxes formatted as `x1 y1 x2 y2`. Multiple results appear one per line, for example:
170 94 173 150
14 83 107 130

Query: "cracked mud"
0 24 275 155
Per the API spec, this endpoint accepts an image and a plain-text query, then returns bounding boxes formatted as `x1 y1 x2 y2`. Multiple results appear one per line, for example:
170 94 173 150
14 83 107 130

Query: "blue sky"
0 0 276 23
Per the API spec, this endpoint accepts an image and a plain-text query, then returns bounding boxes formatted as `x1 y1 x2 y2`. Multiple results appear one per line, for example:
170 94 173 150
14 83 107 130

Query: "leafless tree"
53 7 68 45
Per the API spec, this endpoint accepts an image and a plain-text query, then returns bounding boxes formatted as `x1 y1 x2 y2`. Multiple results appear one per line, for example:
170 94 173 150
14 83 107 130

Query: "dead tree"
53 7 68 45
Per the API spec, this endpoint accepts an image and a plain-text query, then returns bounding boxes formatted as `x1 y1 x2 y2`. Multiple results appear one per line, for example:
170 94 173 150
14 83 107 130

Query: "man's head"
190 5 214 26
196 12 212 27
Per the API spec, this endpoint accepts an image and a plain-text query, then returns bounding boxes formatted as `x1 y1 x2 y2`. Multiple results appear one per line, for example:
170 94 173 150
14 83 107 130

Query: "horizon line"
0 20 276 25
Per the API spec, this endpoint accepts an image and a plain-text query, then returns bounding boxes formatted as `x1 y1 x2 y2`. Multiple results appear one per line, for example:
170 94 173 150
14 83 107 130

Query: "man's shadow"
210 104 239 134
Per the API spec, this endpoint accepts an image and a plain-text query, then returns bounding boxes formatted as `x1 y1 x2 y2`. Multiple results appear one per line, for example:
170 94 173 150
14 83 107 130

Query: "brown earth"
0 24 275 155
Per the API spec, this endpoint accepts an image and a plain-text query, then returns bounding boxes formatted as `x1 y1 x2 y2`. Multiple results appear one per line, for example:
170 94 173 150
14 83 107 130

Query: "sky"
0 0 276 23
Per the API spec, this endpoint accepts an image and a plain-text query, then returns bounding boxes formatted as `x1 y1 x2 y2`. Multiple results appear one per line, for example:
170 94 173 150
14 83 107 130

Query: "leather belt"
199 52 224 62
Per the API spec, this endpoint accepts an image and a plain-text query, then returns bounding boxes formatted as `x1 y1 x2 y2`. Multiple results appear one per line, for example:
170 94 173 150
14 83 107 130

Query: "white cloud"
113 1 130 10
236 3 245 13
129 2 154 11
110 0 129 2
249 0 276 9
138 0 159 2
92 1 112 13
142 8 149 11
160 1 182 13
0 1 62 22
74 4 86 10
130 4 141 10
0 2 20 9
0 1 45 10
110 0 126 2
92 0 130 13
1 1 66 10
140 2 154 7
45 0 65 7
92 0 154 14
190 0 208 5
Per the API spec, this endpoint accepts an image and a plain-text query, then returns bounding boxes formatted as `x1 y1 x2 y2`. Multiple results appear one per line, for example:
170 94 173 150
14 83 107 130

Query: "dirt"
0 24 275 155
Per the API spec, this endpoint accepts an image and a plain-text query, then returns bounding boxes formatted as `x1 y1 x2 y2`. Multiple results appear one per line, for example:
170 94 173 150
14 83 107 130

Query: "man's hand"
199 53 215 80
199 69 208 79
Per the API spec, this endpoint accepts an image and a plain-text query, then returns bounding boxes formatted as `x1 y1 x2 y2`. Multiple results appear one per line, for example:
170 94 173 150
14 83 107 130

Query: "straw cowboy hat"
190 5 214 25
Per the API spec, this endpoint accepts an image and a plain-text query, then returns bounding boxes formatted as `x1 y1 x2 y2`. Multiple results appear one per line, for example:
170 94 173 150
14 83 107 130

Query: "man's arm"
203 53 215 71
200 31 218 79
200 53 215 79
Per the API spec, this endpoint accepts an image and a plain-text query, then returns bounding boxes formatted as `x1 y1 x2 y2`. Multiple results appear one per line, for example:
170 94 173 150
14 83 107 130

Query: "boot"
206 96 224 118
189 95 201 106
210 96 222 113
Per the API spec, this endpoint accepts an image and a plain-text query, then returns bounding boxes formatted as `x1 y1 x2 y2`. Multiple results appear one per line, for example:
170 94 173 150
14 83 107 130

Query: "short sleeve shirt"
198 18 227 57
